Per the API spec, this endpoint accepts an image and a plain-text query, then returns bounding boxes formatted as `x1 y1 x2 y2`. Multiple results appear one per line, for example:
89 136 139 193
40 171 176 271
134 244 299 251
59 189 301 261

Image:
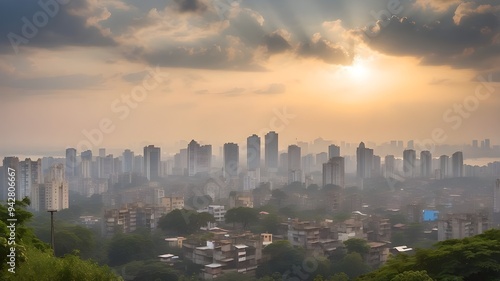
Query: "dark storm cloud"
263 32 292 54
174 0 207 13
297 37 352 64
360 1 499 70
0 0 115 54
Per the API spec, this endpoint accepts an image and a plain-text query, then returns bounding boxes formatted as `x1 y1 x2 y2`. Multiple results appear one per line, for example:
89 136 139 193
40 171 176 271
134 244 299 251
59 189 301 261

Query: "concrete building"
265 131 278 172
384 155 395 178
122 149 134 173
403 149 416 178
198 205 227 223
144 145 161 181
452 151 464 178
19 158 42 202
247 134 261 171
322 157 345 188
224 143 239 178
288 145 302 184
437 213 489 241
420 150 432 178
439 155 450 179
1 157 20 202
36 163 69 211
65 148 78 178
328 144 340 159
357 142 373 179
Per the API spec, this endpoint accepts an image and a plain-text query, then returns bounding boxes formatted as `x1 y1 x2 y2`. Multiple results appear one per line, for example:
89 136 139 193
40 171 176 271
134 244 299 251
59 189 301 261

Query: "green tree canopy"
225 207 259 229
344 238 370 255
158 209 214 235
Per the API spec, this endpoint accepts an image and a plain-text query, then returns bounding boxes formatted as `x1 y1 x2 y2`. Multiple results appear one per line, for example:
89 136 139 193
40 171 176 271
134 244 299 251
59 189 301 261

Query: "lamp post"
47 209 57 254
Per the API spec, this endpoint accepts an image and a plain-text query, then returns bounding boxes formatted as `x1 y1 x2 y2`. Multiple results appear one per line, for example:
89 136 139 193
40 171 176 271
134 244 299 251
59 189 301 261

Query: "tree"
358 229 500 281
390 270 433 281
225 207 259 229
256 240 305 278
344 238 370 255
158 209 214 235
107 234 154 266
338 252 371 279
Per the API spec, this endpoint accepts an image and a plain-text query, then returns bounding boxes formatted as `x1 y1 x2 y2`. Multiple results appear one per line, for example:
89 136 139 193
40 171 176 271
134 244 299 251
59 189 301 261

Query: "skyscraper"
328 144 340 159
384 155 395 178
452 151 464 178
265 131 278 172
403 149 416 178
43 163 69 211
494 179 500 213
19 158 42 202
122 149 134 173
224 143 239 178
439 155 449 179
288 145 302 183
323 157 345 188
144 145 161 181
81 150 92 179
188 140 200 176
356 142 373 179
65 148 78 178
199 145 212 174
420 150 432 178
247 134 261 171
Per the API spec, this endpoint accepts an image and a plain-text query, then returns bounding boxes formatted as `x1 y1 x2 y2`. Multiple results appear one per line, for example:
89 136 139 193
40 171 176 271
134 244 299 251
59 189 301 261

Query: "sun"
344 57 370 81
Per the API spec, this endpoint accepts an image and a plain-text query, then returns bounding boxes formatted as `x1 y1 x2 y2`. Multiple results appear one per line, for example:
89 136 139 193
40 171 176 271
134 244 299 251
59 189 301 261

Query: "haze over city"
1 0 500 280
0 0 499 158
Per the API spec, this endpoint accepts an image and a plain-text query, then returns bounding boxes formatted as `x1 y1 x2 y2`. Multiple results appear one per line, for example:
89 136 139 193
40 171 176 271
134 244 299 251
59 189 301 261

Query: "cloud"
262 30 292 54
174 0 207 13
297 33 352 64
358 1 499 70
254 83 286 94
0 0 116 54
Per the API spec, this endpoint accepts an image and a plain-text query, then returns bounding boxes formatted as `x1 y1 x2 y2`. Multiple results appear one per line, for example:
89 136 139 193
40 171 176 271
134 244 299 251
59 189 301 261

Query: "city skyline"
0 0 498 157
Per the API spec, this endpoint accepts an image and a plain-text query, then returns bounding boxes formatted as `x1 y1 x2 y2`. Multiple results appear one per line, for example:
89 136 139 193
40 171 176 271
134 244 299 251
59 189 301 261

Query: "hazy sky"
0 0 499 157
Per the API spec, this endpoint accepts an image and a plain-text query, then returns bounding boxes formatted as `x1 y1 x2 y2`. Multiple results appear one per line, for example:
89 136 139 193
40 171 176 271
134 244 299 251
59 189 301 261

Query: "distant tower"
384 155 395 178
224 143 239 178
187 140 200 176
451 151 463 178
420 151 432 178
247 134 261 171
65 148 78 178
328 144 340 159
288 145 302 183
323 157 345 188
144 145 161 181
122 149 134 173
356 142 373 179
265 131 278 172
403 149 416 178
439 155 449 179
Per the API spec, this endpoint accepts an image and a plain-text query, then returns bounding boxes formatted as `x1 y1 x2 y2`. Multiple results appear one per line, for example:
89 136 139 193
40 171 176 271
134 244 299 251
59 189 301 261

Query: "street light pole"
47 209 57 254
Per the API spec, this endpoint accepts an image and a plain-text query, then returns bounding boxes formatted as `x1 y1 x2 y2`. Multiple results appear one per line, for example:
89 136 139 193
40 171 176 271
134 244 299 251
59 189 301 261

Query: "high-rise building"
439 155 449 179
81 150 92 179
122 149 134 173
36 163 69 211
98 154 115 179
420 151 432 178
19 158 42 202
199 145 212 174
1 157 20 202
452 151 464 178
328 144 340 159
265 131 278 171
279 152 288 173
288 145 302 183
322 157 345 188
224 143 239 178
484 139 491 150
133 155 144 175
65 148 78 178
372 155 381 177
403 149 416 178
356 142 373 179
384 155 395 178
99 148 106 158
144 145 161 181
247 134 261 171
316 152 328 167
472 140 478 148
188 140 200 176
